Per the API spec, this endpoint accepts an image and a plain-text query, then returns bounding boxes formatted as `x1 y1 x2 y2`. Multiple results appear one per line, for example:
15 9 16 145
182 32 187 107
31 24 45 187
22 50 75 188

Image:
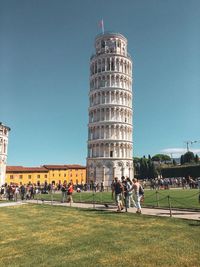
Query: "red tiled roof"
6 164 86 172
43 165 86 170
43 165 68 170
65 165 86 169
6 166 48 172
6 166 23 171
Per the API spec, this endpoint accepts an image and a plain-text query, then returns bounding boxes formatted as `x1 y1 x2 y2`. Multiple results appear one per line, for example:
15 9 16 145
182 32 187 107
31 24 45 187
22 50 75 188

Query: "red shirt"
68 185 73 193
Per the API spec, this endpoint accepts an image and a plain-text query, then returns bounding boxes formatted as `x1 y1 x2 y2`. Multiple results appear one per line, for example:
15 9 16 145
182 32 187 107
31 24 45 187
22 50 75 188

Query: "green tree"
180 155 184 165
133 157 140 164
195 154 199 164
139 157 149 179
133 157 141 176
148 161 158 179
183 151 195 163
152 154 171 162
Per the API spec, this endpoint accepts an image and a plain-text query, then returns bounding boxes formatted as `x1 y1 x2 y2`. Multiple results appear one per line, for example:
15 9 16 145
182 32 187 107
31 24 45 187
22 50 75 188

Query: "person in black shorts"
112 177 124 212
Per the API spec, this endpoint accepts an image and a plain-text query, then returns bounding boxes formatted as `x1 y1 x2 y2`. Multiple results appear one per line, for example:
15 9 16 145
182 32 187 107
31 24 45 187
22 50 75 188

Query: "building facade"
87 32 134 186
6 164 86 185
0 122 11 186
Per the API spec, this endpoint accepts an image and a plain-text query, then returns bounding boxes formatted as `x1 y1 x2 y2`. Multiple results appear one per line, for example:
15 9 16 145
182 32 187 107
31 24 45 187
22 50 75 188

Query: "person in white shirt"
131 178 143 214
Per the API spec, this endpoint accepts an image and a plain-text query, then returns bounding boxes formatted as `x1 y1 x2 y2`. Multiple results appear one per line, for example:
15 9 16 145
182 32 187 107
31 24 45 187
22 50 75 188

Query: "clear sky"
1 0 200 166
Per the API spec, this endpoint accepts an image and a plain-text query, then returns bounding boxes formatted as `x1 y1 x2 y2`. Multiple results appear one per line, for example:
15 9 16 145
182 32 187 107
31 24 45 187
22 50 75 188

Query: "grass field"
33 189 200 210
0 204 200 267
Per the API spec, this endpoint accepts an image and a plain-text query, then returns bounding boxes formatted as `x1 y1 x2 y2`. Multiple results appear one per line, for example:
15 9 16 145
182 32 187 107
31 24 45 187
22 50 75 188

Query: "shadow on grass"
188 222 200 227
74 208 131 216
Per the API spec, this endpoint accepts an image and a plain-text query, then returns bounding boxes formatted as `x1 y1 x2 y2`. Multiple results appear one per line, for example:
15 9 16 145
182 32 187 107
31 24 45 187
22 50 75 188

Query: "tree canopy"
152 154 171 162
133 156 158 179
180 151 195 164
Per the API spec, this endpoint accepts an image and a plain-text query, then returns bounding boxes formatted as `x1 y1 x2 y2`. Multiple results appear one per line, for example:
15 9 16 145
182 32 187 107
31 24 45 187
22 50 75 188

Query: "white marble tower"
87 32 133 186
0 123 11 186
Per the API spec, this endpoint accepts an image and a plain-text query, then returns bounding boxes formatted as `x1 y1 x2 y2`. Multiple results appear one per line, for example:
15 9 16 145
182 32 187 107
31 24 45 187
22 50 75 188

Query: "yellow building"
6 164 86 185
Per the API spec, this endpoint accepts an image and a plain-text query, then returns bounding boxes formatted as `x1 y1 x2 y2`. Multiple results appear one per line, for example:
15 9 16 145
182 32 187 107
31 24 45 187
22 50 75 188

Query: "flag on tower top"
98 19 104 34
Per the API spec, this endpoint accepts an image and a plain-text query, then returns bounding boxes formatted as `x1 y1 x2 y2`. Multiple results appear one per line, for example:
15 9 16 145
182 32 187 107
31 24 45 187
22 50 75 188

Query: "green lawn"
143 189 200 209
0 204 199 267
34 189 200 210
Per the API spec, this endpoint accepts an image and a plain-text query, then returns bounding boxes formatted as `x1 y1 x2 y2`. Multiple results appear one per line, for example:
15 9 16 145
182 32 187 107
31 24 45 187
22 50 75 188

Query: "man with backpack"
130 178 144 214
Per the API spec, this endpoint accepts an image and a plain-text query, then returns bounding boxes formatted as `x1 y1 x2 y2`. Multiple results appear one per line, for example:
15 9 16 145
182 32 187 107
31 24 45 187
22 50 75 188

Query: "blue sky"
0 0 200 166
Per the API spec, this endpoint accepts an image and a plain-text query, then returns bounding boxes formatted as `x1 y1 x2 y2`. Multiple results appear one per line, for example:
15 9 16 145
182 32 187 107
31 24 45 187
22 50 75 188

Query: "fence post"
51 190 53 205
167 195 172 217
156 190 159 207
93 191 95 208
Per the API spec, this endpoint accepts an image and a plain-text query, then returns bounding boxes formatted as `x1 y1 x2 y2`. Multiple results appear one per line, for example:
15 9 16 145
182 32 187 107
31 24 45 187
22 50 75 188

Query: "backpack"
139 185 144 195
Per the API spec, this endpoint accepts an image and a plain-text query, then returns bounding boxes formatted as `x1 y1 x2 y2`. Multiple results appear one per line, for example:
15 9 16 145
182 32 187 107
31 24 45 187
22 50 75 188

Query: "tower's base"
86 158 134 187
0 161 6 186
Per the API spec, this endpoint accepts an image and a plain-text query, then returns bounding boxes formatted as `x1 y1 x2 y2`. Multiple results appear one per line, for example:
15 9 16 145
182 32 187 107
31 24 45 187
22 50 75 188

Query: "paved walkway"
0 200 200 221
30 200 200 221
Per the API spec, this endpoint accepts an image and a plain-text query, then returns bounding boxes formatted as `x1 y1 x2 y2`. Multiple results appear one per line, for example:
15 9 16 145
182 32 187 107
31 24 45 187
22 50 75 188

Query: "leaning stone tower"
0 123 11 186
87 32 133 186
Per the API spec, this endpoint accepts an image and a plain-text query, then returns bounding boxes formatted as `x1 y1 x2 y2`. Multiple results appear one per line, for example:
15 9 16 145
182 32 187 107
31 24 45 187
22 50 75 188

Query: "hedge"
161 164 200 178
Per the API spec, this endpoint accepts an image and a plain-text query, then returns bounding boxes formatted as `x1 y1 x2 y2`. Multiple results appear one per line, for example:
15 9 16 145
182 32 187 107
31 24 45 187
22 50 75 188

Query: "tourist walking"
20 184 26 200
112 177 124 212
131 178 144 214
14 186 20 201
67 182 74 203
126 177 136 209
61 181 68 203
0 186 4 200
122 178 132 212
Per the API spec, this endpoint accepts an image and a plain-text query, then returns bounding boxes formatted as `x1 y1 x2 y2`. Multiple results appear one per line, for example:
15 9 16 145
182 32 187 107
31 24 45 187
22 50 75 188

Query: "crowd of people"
0 184 36 201
0 182 75 202
148 176 200 190
111 176 144 213
0 181 103 202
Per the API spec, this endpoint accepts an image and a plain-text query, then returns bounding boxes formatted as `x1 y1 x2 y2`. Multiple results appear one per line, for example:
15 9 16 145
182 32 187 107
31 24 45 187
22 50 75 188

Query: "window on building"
110 151 113 157
37 175 40 179
19 175 23 179
45 175 47 178
64 174 66 177
117 40 120 48
10 175 13 179
28 175 31 179
3 142 6 153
